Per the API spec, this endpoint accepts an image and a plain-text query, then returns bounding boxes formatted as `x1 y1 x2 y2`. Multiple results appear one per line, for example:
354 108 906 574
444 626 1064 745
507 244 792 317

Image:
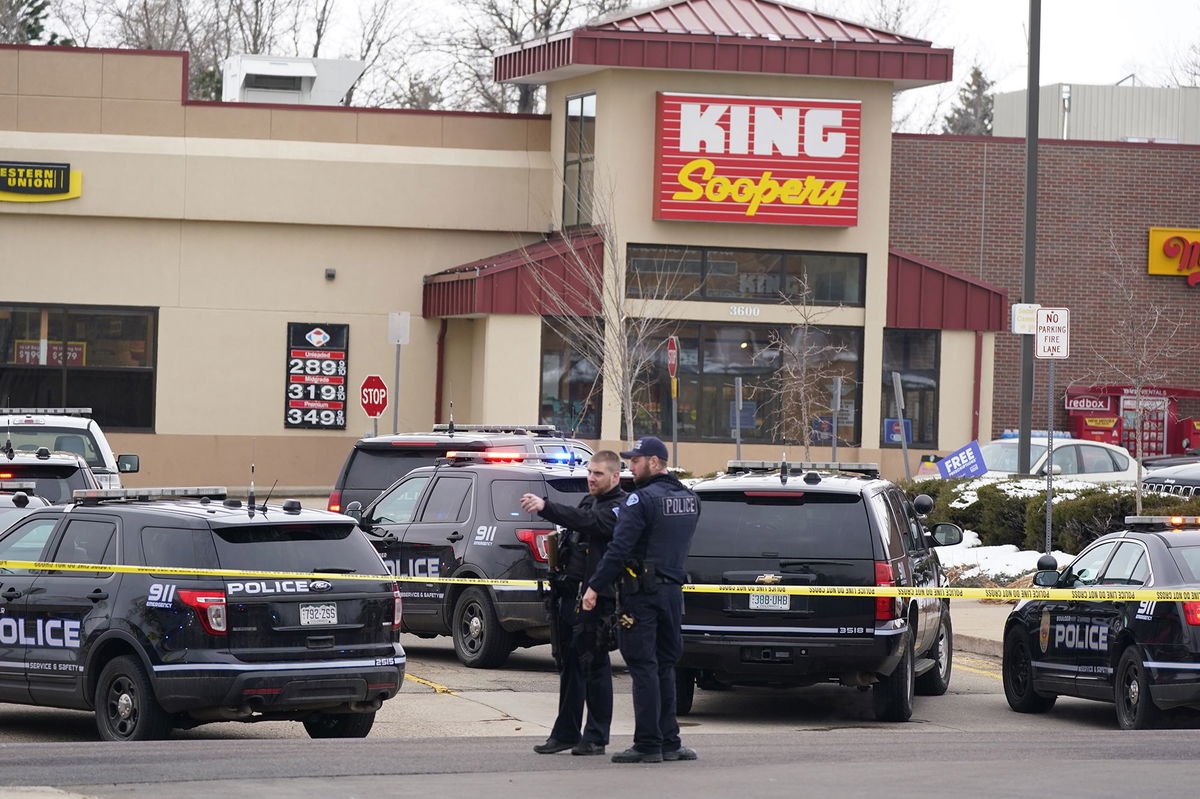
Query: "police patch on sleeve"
626 493 639 506
612 506 620 516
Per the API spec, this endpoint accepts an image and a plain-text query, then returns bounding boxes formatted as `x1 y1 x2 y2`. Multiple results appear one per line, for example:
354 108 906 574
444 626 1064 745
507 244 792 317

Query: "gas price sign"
284 322 349 429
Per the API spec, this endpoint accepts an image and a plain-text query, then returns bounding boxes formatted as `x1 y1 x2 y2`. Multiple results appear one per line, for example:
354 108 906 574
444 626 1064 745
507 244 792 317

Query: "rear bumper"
150 645 406 714
678 621 907 686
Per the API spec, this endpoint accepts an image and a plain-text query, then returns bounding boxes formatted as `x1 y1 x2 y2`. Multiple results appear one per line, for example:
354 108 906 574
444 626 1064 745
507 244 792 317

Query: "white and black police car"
1003 515 1200 729
0 486 404 741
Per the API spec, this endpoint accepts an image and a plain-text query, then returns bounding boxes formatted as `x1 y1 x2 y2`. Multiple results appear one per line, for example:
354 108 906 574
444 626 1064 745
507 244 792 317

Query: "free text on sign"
653 93 861 226
1035 308 1070 359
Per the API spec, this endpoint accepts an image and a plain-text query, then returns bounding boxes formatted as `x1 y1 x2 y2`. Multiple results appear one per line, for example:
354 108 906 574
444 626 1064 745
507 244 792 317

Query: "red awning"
422 229 605 318
495 0 952 89
887 249 1007 331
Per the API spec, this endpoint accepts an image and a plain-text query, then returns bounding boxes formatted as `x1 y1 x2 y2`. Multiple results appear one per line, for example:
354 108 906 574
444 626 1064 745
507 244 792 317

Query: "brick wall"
891 134 1200 438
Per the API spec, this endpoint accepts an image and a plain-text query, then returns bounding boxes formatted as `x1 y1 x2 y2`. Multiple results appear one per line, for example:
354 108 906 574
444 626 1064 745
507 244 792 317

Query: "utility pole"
1017 0 1041 475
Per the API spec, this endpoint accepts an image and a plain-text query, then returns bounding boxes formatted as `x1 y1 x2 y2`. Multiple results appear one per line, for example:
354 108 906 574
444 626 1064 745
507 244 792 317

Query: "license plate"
299 602 338 626
748 593 790 611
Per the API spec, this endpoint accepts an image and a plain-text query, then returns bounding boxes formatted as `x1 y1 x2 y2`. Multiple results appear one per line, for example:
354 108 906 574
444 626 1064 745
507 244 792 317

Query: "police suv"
678 461 962 721
0 408 140 489
1003 516 1200 729
0 487 404 741
347 451 590 668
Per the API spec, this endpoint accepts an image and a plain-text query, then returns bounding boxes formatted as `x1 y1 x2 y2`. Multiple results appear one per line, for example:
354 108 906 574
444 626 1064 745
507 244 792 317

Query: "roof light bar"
73 486 228 503
1126 515 1200 528
0 481 36 491
726 460 880 478
432 423 560 434
0 407 93 416
440 451 583 466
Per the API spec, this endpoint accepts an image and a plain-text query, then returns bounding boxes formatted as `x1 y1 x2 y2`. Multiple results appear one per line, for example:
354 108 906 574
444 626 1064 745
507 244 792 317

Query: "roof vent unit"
221 54 366 106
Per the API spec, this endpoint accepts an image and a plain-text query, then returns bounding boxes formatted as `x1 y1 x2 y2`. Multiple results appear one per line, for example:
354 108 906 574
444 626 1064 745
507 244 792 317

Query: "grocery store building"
1 0 1195 490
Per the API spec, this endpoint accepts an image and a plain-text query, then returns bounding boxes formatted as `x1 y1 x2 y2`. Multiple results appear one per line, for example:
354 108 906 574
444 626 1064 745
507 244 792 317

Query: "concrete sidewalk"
950 599 1013 659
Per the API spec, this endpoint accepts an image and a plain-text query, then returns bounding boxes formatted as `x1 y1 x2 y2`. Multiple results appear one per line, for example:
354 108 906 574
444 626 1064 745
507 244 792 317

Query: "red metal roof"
886 250 1007 332
423 229 605 318
495 0 951 88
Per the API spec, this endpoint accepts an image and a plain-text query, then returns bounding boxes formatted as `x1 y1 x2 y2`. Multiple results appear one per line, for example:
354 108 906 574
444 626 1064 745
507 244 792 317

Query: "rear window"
141 526 220 575
691 490 873 559
0 465 91 503
547 477 589 505
212 524 386 575
1171 546 1200 582
343 449 446 491
491 479 538 522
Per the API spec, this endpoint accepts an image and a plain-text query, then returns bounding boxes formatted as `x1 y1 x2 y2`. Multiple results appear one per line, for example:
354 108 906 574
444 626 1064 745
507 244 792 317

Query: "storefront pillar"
474 314 543 424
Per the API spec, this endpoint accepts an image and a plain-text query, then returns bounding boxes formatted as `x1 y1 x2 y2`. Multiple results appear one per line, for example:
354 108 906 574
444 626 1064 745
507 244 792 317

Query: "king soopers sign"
653 93 861 226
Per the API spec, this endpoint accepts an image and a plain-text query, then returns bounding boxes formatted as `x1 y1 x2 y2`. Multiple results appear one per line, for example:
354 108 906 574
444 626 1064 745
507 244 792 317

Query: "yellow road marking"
955 658 1001 680
405 673 456 694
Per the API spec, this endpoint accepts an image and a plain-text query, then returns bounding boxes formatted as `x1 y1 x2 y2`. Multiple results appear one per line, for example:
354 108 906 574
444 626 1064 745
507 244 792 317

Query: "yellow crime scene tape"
4 559 1200 601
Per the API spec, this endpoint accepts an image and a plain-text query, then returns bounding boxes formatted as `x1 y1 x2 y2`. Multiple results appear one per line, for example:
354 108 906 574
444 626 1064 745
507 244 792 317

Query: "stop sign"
360 375 388 418
666 336 679 379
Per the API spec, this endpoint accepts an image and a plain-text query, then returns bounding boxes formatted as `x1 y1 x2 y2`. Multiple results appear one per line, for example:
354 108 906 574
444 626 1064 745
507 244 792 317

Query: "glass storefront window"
562 93 596 227
881 330 940 448
629 321 862 446
539 322 600 439
0 305 156 430
626 244 865 306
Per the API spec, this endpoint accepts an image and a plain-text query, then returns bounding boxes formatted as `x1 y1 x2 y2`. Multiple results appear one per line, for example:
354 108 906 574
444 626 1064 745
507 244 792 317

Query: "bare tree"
435 0 628 113
523 180 697 445
340 0 415 107
1077 236 1193 514
753 283 851 460
1169 40 1200 87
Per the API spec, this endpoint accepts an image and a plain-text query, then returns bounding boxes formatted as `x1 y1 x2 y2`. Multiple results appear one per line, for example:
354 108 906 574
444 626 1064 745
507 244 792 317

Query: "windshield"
1 427 104 469
979 441 1048 473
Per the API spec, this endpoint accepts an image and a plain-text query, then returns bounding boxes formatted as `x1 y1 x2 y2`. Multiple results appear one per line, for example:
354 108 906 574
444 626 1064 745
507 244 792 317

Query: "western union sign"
0 161 82 202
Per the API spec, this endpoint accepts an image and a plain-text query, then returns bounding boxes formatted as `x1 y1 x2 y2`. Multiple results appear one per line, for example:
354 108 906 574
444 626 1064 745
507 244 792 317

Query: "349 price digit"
286 409 342 426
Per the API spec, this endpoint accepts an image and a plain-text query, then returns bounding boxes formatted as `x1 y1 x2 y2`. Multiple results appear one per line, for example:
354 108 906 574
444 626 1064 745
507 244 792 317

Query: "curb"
955 633 1002 660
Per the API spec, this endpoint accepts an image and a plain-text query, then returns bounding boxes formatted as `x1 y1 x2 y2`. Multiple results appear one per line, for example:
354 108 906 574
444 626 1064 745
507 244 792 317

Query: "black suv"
328 424 593 513
348 454 590 668
677 460 963 721
1142 462 1200 499
0 487 404 741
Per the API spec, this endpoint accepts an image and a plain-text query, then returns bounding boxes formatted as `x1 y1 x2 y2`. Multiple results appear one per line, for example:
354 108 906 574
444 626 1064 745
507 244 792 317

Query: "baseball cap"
620 436 669 461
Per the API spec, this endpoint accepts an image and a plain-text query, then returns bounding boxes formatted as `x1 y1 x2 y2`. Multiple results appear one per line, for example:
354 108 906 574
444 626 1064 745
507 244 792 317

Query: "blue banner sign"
937 440 988 479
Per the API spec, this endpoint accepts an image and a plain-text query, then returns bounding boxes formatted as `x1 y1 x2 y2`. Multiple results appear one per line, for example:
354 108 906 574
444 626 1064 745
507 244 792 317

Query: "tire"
303 711 376 739
873 634 915 722
916 612 954 696
1002 628 1057 714
452 587 515 668
94 655 172 742
1115 645 1164 730
675 668 697 716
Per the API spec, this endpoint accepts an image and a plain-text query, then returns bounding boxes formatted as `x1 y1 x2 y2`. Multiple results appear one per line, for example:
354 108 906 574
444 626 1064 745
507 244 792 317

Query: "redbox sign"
1065 395 1112 413
653 92 861 226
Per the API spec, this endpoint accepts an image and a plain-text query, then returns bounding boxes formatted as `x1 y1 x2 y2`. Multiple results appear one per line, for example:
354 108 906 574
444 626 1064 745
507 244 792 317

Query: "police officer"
582 436 700 764
520 450 625 756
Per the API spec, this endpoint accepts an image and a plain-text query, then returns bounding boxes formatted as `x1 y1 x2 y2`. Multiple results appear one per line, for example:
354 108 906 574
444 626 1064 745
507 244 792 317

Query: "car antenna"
247 440 256 518
1 417 12 461
260 478 278 513
447 398 455 436
780 452 788 485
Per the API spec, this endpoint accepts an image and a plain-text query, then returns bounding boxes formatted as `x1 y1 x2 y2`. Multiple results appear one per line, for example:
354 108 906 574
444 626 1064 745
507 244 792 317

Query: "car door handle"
446 531 463 542
1 587 22 601
88 589 109 603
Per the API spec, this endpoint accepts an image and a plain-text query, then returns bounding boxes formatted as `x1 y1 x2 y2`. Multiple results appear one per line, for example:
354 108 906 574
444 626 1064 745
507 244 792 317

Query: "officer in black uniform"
520 450 625 756
582 436 700 764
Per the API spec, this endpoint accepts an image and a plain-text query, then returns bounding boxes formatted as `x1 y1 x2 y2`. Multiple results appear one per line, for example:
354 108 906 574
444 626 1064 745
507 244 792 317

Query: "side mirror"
913 494 934 515
1033 569 1060 587
929 522 963 547
1039 463 1062 476
344 500 363 521
116 454 140 474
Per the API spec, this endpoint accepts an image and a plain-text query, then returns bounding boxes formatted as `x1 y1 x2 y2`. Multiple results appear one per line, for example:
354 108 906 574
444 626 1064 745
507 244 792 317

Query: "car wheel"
675 668 697 716
94 655 172 742
303 711 376 738
873 634 914 722
916 612 953 696
1115 645 1164 730
1002 628 1056 713
453 587 515 669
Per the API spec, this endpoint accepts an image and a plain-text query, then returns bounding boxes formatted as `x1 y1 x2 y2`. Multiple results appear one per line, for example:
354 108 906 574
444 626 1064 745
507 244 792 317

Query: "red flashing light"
482 451 524 461
179 589 227 636
875 561 899 622
0 473 12 479
1184 602 1200 626
327 489 342 513
516 529 551 562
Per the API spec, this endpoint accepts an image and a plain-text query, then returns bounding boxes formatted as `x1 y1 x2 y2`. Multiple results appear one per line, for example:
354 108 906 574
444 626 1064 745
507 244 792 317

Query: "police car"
1003 516 1200 729
0 408 139 489
0 481 52 530
0 486 404 741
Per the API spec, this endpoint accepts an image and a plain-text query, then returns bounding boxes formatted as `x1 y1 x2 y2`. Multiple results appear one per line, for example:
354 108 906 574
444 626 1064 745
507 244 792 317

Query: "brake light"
392 583 403 630
875 561 899 622
1184 602 1200 626
179 589 227 635
327 489 342 513
516 529 551 562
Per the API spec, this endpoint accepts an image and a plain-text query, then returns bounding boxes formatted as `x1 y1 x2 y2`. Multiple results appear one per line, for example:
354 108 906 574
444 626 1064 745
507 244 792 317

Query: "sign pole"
831 375 842 462
891 371 912 481
671 377 678 465
387 311 411 437
1034 306 1070 554
1045 359 1055 554
392 343 401 435
734 376 743 460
